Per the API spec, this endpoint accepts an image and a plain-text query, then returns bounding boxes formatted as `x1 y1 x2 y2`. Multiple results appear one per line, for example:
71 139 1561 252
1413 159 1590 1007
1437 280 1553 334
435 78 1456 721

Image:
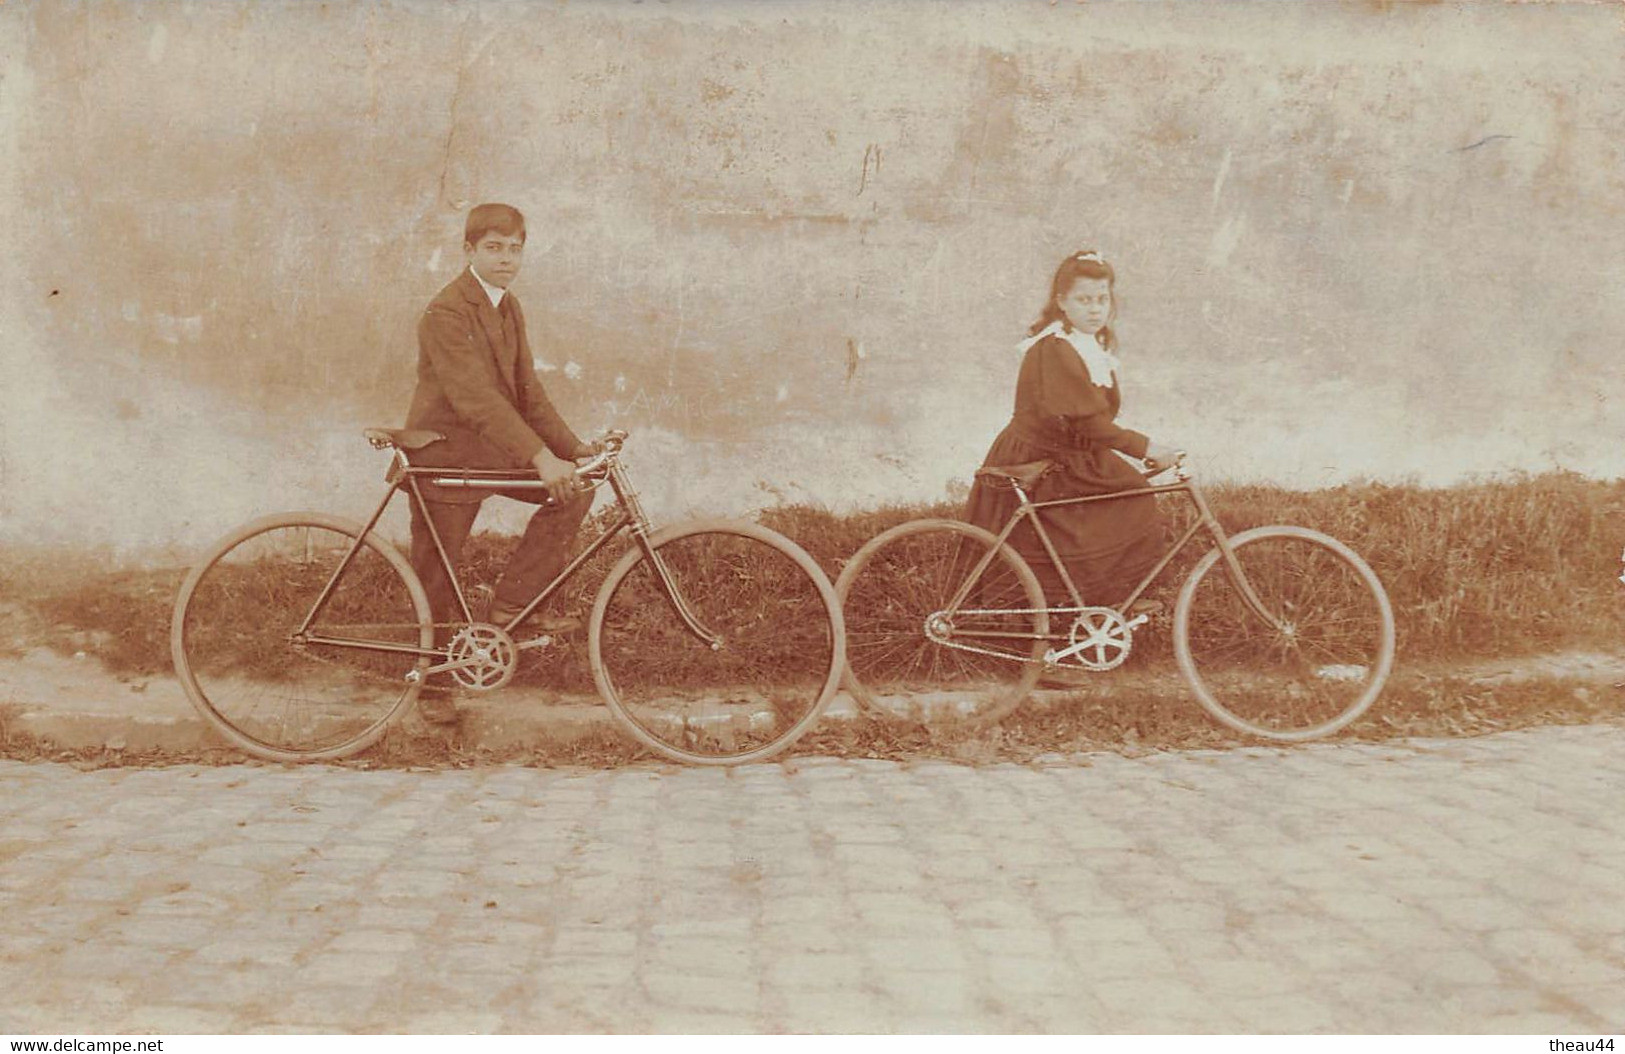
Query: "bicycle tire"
170 512 434 762
835 518 1048 727
589 519 844 765
1173 525 1395 741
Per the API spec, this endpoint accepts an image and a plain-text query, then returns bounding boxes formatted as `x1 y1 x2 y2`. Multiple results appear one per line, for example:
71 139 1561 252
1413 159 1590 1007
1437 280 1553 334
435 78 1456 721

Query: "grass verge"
2 671 1619 771
1 471 1622 767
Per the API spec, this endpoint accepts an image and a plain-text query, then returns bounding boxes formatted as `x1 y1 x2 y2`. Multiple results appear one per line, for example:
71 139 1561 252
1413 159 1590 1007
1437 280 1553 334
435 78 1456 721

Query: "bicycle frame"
949 469 1284 639
291 439 721 669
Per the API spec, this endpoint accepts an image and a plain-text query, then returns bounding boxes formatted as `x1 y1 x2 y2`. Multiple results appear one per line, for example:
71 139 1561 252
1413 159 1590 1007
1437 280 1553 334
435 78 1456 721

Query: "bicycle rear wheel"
589 520 844 765
1174 526 1395 741
836 518 1048 726
170 513 433 762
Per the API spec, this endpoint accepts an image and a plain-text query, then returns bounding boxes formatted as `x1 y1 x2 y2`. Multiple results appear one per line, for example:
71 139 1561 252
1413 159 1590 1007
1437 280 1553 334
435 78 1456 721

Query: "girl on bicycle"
964 250 1178 609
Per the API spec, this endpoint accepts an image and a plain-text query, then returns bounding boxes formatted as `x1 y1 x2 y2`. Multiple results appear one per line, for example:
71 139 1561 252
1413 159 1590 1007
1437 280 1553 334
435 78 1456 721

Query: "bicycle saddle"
974 460 1056 490
363 427 445 451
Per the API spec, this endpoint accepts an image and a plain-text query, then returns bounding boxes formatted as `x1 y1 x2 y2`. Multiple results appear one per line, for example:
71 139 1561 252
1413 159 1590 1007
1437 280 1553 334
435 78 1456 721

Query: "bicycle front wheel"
836 518 1048 726
170 513 434 762
589 520 844 765
1174 526 1395 741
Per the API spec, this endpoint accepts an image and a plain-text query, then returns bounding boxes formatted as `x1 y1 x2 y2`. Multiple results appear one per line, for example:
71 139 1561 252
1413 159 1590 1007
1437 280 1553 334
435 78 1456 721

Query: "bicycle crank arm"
1042 613 1149 665
405 655 491 682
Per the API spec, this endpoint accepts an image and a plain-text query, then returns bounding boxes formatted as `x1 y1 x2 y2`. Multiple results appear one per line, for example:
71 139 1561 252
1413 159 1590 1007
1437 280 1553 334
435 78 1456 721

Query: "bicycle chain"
287 621 459 689
290 621 555 689
923 606 1139 669
923 606 1056 667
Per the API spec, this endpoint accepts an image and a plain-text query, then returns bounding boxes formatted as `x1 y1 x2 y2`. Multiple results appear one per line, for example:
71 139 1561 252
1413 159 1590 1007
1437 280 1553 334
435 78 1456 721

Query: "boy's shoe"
468 583 507 624
1123 598 1164 619
470 583 583 635
469 583 527 626
417 690 461 725
530 614 584 635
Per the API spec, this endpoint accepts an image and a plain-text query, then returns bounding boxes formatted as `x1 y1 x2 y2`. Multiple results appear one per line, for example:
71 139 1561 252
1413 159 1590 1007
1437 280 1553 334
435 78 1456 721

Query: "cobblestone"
0 724 1621 1032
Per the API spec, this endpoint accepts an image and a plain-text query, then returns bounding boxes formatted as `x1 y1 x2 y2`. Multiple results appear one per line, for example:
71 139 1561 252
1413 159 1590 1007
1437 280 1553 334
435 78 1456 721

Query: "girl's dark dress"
963 327 1164 606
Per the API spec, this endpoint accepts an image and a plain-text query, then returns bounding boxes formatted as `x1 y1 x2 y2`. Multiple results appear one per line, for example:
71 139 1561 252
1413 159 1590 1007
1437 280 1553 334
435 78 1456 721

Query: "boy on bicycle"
403 203 599 719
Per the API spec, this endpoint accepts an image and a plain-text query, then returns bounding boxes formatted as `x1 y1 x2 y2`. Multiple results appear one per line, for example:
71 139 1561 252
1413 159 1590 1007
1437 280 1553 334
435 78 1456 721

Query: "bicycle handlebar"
571 429 630 483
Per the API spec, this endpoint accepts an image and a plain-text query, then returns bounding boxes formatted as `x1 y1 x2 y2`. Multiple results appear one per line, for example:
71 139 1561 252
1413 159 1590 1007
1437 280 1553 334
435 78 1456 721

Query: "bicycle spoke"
592 525 840 765
173 517 431 761
1176 528 1393 741
838 520 1046 726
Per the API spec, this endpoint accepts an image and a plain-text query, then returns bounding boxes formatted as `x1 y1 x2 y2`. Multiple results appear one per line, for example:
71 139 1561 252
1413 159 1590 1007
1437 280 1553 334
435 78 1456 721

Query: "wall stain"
7 3 1625 552
1456 134 1513 153
858 143 882 197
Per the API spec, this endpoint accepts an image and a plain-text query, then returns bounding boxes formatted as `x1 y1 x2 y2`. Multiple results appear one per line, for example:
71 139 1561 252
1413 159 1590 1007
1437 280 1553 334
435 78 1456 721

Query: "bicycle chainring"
446 623 518 691
1046 607 1134 672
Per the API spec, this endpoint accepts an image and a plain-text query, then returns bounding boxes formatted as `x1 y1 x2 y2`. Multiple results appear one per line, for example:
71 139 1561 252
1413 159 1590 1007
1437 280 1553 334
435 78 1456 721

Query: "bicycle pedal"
515 634 556 651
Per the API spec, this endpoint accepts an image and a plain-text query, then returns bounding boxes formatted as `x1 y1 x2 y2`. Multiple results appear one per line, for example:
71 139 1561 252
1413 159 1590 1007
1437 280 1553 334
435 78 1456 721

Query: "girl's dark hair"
464 203 526 247
1029 250 1117 351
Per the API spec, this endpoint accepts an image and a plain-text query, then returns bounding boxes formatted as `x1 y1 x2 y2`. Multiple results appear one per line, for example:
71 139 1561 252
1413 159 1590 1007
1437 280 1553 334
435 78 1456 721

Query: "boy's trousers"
408 488 593 639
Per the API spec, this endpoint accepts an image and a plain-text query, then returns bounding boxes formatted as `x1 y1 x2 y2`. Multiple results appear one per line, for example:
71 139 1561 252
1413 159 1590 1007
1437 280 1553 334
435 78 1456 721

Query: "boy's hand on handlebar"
569 439 604 462
531 451 583 503
541 471 579 504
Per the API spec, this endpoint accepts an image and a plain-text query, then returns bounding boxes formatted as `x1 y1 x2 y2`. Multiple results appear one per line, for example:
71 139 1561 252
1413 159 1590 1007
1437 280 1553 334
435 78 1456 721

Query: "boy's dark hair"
464 203 526 247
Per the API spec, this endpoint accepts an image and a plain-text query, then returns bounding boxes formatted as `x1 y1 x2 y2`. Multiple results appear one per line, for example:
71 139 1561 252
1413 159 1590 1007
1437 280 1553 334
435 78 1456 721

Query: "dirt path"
4 596 1624 766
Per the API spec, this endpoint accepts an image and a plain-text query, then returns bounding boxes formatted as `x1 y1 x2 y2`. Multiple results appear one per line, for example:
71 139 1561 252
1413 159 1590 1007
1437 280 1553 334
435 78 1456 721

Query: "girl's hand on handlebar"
569 439 604 462
1143 442 1182 473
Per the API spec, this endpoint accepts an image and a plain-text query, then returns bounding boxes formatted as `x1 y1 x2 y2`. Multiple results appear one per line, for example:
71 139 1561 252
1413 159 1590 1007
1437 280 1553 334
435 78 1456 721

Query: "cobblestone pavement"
1 725 1622 1034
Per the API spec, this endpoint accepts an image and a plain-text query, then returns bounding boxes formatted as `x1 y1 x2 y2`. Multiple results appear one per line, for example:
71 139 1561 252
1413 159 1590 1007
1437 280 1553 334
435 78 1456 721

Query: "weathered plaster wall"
3 1 1623 552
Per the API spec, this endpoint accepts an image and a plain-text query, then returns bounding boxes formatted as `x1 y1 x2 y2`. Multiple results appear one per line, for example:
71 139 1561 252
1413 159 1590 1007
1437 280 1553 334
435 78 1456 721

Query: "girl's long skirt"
963 428 1164 607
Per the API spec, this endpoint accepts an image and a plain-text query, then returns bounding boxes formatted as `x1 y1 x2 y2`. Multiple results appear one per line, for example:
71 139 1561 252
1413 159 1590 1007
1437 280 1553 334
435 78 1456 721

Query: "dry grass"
1 471 1622 767
9 471 1625 675
764 470 1625 660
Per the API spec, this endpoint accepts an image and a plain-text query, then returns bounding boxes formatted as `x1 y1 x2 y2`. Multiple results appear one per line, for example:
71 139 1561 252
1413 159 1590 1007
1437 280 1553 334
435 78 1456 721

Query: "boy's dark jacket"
403 267 581 503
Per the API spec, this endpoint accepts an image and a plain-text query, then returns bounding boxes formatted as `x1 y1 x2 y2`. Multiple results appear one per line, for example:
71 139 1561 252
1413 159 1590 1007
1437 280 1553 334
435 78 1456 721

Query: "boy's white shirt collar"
469 265 506 307
1018 319 1120 390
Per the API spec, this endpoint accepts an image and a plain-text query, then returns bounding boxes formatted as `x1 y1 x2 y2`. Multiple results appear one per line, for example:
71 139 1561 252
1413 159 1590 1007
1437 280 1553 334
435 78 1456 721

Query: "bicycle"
170 429 845 765
835 454 1395 740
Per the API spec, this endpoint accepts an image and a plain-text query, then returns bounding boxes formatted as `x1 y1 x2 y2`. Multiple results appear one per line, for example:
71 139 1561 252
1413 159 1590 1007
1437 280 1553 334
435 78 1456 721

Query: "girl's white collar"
1018 319 1120 389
